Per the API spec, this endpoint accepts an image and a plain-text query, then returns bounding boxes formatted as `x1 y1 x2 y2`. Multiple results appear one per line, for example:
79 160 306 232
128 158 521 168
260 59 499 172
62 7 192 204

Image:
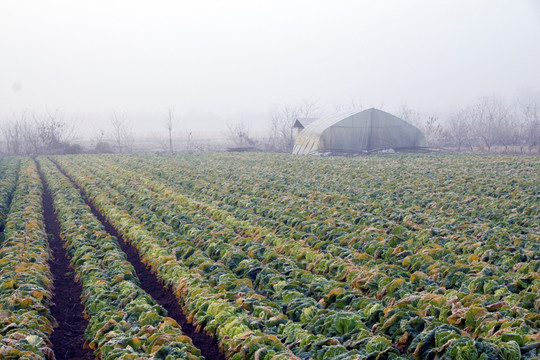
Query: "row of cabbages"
52 157 302 360
38 158 204 360
54 154 539 360
108 153 538 359
55 156 409 359
0 159 56 359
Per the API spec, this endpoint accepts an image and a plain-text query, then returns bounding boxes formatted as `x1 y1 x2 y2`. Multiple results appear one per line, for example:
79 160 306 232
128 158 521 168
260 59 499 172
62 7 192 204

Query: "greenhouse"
292 108 427 155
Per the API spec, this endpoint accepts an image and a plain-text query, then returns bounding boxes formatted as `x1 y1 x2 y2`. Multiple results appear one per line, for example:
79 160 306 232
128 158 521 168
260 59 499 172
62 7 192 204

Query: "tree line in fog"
1 94 538 156
232 94 540 154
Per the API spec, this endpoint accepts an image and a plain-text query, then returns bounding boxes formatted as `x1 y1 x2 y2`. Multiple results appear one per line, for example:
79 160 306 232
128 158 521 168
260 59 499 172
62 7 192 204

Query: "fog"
1 0 540 139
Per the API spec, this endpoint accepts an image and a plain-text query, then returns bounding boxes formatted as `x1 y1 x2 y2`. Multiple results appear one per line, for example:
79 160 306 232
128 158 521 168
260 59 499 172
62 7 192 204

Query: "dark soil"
53 161 225 360
37 162 95 360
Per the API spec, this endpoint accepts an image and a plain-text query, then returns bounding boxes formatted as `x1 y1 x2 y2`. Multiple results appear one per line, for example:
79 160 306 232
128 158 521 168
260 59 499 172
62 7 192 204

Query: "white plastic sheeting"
292 108 427 155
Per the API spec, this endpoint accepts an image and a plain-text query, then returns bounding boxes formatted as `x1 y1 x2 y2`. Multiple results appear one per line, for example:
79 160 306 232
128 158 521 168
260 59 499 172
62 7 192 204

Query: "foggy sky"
1 0 540 137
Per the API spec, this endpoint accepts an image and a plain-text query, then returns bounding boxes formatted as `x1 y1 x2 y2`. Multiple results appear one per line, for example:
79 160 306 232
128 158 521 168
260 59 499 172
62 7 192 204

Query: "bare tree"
396 105 445 148
423 115 444 147
226 120 257 147
444 108 474 151
297 98 320 120
111 111 125 153
268 104 299 151
110 111 134 153
267 98 321 152
495 110 518 153
470 96 513 152
22 114 40 155
398 104 422 127
186 129 193 152
518 95 540 153
165 108 176 152
1 109 78 155
35 110 75 153
1 111 25 155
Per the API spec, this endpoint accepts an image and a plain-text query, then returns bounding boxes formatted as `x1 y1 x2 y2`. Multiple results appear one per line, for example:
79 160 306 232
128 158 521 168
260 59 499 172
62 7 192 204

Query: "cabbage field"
0 153 538 360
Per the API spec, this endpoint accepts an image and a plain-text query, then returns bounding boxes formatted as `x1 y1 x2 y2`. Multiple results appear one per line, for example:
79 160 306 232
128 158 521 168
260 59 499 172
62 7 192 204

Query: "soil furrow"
53 160 225 360
37 162 95 360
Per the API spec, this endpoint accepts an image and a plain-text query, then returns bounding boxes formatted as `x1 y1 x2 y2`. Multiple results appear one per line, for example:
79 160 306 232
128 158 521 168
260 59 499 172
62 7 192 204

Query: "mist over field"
1 0 539 150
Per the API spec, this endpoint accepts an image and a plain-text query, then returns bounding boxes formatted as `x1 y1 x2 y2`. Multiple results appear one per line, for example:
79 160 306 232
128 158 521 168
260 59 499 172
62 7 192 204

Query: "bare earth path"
38 162 95 360
54 160 225 360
